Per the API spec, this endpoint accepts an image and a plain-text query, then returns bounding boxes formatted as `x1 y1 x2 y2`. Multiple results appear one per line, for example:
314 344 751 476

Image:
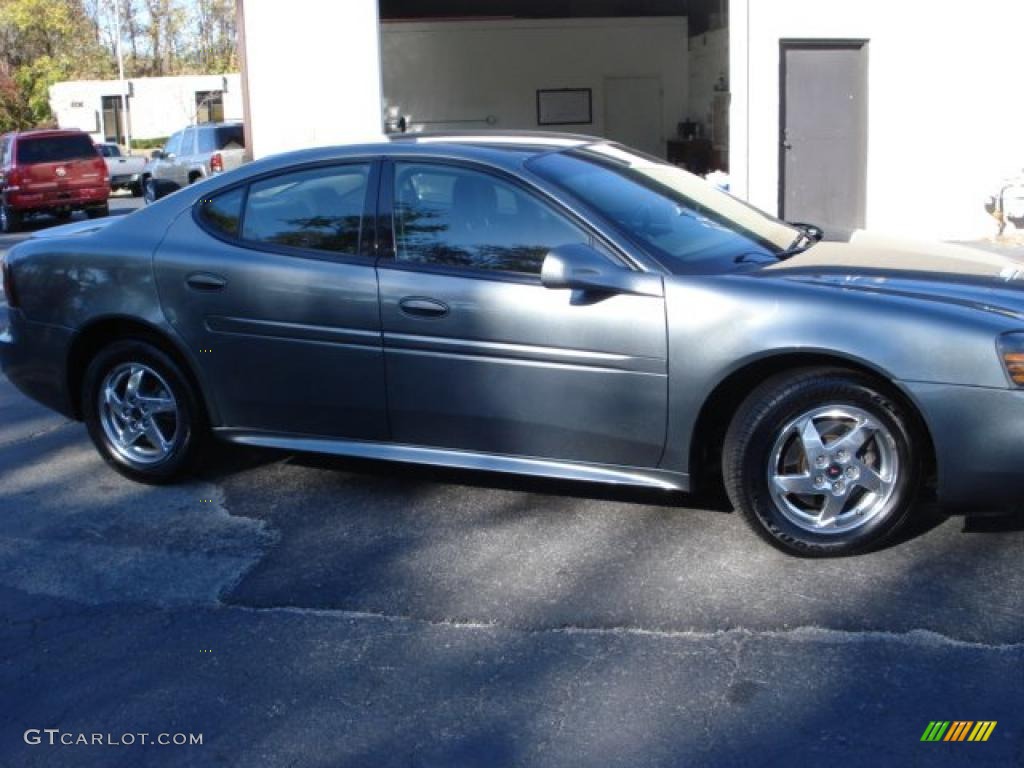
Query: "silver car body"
145 122 246 188
3 136 1024 510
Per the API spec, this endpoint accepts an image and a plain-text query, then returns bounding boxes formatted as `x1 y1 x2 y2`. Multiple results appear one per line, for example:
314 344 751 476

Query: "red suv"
0 129 110 233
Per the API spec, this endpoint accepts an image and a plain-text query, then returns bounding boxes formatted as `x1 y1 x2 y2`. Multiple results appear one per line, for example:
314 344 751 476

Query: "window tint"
17 134 97 164
215 125 244 150
199 186 245 236
180 128 196 155
241 164 369 254
164 132 182 157
196 125 244 154
97 144 120 158
393 163 587 275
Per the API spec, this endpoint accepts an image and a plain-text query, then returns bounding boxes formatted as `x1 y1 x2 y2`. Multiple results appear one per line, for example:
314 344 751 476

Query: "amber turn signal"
1004 352 1024 386
998 334 1024 387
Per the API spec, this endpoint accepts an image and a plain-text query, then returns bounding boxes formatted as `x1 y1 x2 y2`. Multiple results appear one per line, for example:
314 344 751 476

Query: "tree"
0 0 239 132
0 0 113 130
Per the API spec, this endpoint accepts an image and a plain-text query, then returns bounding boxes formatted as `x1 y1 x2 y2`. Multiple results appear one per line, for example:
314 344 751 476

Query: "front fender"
661 275 1014 474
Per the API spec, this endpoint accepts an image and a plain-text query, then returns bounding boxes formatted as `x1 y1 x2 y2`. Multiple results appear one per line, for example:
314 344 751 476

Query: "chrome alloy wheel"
98 362 180 465
767 405 899 534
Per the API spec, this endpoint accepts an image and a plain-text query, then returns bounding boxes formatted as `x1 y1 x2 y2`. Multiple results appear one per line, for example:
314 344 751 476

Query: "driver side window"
393 162 588 276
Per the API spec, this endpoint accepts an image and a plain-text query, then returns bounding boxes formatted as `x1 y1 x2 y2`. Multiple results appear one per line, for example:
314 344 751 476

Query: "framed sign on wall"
536 88 592 126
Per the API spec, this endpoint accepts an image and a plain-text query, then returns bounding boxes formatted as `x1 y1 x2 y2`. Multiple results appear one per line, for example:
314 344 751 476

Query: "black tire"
82 340 206 484
55 210 73 222
130 180 143 197
723 368 922 557
86 204 109 219
0 204 21 233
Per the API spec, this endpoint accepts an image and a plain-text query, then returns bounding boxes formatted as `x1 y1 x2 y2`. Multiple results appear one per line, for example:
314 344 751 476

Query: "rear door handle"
398 296 449 318
186 272 227 292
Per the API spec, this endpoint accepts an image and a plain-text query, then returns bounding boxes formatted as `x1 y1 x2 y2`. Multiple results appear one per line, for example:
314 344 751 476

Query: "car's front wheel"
82 340 205 483
723 369 922 557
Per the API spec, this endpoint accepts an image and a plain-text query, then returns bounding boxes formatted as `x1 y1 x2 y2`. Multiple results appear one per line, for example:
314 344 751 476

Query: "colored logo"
921 721 997 742
55 166 67 178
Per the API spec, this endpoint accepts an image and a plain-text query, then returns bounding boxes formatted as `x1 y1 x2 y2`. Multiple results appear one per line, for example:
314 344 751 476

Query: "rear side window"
197 126 245 154
199 187 245 236
17 134 97 164
240 164 369 255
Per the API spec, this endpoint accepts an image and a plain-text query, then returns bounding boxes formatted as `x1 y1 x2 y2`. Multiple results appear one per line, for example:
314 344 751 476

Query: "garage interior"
376 0 729 175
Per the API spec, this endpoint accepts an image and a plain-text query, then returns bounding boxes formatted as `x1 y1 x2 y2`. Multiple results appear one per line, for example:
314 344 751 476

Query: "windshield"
18 134 98 164
527 144 803 272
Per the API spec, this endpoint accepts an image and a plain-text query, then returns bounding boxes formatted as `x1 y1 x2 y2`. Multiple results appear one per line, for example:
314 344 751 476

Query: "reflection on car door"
376 160 668 467
154 160 388 439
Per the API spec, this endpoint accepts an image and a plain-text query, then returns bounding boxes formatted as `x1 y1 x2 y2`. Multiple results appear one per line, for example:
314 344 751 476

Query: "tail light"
95 158 109 183
210 153 223 173
4 167 22 191
1 255 18 309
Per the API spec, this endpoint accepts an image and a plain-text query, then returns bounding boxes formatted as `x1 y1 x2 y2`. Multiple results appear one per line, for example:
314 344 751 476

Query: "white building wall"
687 27 728 130
238 0 384 159
730 0 1024 241
381 18 688 155
49 74 243 144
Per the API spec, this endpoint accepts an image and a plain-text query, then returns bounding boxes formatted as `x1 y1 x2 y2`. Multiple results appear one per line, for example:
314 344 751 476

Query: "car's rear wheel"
55 210 72 222
723 369 921 557
86 204 109 219
0 205 21 233
83 340 205 483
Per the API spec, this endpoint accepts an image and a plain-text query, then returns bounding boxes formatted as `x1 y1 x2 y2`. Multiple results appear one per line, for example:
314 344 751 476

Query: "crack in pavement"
226 603 1024 651
0 418 75 450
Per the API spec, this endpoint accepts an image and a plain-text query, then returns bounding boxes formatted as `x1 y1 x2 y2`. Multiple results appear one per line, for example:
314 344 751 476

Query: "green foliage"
129 135 167 149
0 0 113 131
0 0 238 133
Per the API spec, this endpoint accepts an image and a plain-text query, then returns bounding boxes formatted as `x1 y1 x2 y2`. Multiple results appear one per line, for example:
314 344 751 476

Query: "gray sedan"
3 134 1023 556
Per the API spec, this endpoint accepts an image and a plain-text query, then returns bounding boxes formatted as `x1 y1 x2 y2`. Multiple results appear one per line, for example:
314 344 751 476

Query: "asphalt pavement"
0 207 1022 766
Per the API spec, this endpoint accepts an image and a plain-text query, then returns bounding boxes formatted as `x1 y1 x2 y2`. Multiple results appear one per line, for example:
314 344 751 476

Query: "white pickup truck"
96 143 147 197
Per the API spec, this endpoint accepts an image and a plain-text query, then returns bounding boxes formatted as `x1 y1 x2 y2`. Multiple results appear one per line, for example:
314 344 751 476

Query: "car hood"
760 235 1024 320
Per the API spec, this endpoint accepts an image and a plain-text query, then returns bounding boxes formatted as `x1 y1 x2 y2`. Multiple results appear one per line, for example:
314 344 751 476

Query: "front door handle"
186 272 227 292
398 296 449 318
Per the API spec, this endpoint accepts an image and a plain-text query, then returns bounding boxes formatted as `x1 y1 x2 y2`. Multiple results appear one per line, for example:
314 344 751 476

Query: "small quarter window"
199 187 244 236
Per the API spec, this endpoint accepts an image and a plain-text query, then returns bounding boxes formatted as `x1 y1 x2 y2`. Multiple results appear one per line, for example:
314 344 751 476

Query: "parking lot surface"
1 210 1022 766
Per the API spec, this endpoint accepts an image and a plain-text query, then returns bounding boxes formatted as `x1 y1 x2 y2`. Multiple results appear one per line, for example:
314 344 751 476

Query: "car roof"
4 129 93 140
389 130 598 149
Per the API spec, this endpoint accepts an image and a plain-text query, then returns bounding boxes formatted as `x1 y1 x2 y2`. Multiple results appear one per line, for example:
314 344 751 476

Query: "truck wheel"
723 369 922 557
86 204 110 219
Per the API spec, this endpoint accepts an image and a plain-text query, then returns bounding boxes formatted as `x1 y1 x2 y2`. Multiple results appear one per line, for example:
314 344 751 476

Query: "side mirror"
790 221 824 242
541 243 663 297
150 149 164 159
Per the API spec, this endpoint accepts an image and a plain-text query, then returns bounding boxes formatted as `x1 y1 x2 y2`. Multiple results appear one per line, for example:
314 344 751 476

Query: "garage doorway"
605 76 664 157
779 40 868 229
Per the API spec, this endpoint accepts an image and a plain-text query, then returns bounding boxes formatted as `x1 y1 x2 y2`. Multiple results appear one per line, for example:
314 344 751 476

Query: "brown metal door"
780 41 868 230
